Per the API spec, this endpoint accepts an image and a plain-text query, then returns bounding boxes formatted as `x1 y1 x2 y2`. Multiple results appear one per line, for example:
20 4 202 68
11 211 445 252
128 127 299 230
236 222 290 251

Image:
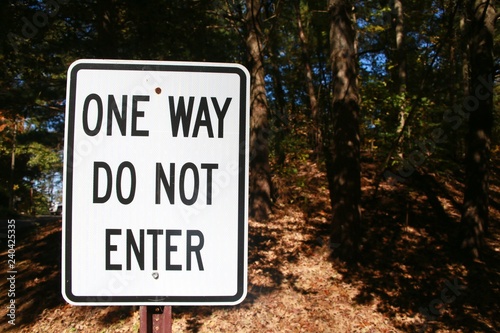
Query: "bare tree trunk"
9 120 17 210
460 0 495 259
451 4 470 160
96 0 118 58
296 0 320 152
393 0 407 94
267 17 289 167
393 0 408 150
460 7 470 99
246 0 272 221
325 0 362 261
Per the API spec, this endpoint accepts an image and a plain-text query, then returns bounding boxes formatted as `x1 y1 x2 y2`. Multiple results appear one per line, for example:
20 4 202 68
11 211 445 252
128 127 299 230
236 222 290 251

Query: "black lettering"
147 230 163 270
116 162 136 205
107 95 127 136
201 163 218 205
126 229 144 270
187 230 204 271
192 97 214 138
155 163 175 204
131 95 149 136
169 96 194 137
180 163 199 205
83 94 103 136
165 230 182 271
212 97 231 138
93 162 112 203
106 229 122 270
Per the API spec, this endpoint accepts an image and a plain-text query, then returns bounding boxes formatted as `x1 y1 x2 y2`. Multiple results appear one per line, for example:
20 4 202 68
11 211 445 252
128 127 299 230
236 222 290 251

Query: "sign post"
139 306 172 333
62 59 249 311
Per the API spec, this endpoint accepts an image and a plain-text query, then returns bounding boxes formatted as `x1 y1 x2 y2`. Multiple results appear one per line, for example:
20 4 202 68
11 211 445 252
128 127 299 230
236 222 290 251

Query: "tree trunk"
460 0 495 259
325 0 362 261
9 119 17 210
246 0 272 221
393 0 407 94
95 0 118 58
267 16 289 167
296 0 320 152
393 0 408 151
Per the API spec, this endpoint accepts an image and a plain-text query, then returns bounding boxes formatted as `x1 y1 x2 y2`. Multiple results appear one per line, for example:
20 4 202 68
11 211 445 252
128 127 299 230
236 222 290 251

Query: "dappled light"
1 0 498 332
2 154 499 332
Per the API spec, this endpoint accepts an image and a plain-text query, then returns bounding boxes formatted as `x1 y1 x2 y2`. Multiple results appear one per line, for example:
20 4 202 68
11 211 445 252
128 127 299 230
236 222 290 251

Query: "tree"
325 0 362 261
0 1 67 215
95 0 119 58
296 0 321 151
460 0 496 259
246 0 273 221
392 0 408 148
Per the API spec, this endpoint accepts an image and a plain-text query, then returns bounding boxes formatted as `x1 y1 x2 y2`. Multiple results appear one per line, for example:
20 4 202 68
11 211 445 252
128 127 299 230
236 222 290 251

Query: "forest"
0 0 499 332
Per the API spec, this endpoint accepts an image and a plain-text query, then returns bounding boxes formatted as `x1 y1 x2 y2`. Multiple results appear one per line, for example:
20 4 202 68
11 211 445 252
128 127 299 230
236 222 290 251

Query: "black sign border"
63 61 248 305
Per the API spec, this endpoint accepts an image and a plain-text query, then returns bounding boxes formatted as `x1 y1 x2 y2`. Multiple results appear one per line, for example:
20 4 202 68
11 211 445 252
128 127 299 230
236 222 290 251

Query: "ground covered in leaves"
1 154 499 332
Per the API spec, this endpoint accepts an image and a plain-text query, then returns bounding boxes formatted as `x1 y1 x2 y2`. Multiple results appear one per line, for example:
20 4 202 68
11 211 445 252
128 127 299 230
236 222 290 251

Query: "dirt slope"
1 156 499 332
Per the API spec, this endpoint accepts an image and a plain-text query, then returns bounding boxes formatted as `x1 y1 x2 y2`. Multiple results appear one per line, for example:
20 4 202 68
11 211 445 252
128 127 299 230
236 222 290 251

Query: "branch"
371 0 460 199
356 47 386 57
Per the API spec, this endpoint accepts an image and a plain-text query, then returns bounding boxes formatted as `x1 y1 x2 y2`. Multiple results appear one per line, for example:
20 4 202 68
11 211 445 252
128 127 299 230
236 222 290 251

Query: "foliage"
0 1 497 258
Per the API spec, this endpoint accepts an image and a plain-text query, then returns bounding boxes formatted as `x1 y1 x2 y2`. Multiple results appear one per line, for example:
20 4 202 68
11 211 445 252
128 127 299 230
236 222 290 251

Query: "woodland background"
0 0 499 332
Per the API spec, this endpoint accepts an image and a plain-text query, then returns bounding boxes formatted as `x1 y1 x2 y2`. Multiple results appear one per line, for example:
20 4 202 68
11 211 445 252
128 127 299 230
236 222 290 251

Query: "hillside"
1 155 499 332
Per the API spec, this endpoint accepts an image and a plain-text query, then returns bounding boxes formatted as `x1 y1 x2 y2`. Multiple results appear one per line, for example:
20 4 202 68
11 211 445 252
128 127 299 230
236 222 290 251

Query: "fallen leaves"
2 155 500 332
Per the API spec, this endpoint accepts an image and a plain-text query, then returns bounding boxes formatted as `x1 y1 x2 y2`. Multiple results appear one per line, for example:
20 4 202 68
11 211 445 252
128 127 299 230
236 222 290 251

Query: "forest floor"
1 152 499 333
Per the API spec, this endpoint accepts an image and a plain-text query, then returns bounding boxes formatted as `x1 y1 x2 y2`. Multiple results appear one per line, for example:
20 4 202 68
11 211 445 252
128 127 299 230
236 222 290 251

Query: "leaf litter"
1 154 499 332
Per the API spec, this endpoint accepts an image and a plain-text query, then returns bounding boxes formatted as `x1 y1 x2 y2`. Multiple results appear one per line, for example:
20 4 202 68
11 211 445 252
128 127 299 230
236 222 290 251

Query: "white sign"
62 59 249 305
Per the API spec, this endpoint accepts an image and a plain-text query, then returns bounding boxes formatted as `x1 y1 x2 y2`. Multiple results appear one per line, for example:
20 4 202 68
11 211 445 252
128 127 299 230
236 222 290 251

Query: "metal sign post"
140 306 172 333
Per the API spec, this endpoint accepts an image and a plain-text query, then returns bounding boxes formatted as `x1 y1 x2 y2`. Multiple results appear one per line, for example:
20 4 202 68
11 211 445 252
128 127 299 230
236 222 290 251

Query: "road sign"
62 59 249 305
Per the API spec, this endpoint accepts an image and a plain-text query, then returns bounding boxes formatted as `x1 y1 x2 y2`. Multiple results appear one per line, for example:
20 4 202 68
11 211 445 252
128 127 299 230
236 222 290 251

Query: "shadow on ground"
0 218 136 332
336 167 500 332
2 157 500 333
